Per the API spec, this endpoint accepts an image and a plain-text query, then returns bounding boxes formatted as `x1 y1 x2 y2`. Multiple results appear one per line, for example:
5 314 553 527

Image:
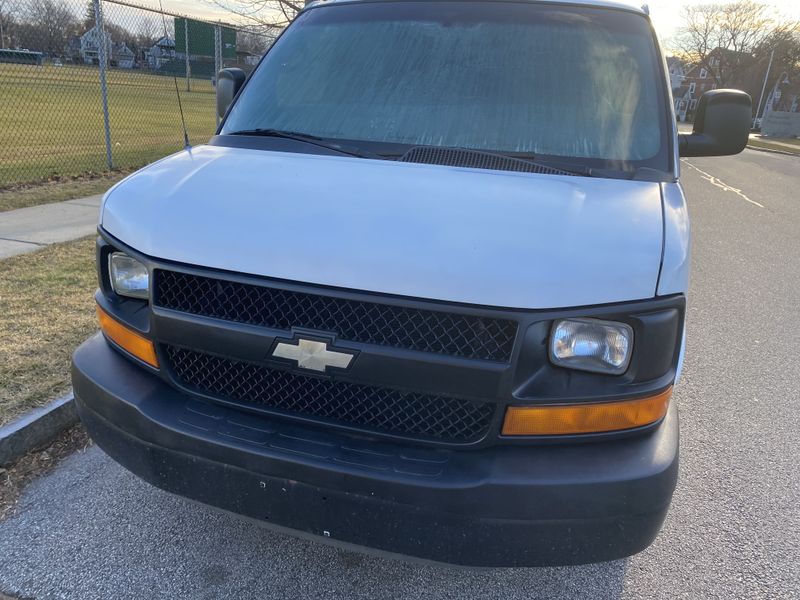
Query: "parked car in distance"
72 0 751 567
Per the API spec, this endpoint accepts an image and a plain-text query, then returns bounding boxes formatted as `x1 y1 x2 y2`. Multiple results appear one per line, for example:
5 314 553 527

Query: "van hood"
102 144 664 309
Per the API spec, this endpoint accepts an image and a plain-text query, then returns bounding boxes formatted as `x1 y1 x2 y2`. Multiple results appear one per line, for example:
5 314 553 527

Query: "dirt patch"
0 424 91 521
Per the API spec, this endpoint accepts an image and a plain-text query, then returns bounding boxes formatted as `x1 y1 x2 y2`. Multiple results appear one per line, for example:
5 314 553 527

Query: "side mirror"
679 89 751 157
216 68 247 119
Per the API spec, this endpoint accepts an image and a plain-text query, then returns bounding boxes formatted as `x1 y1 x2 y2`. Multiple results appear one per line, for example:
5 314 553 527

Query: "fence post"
184 18 191 92
94 0 113 170
214 24 222 127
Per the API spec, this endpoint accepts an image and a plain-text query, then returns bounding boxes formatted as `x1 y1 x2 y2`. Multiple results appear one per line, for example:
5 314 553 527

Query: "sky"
151 0 800 44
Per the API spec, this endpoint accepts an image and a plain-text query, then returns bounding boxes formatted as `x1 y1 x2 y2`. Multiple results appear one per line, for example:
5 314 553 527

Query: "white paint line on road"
681 160 765 209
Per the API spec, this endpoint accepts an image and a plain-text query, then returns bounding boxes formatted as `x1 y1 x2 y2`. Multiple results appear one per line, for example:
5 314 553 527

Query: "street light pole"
755 49 775 128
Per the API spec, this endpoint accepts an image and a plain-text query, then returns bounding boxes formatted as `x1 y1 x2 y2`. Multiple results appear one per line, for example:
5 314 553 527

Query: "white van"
72 0 751 567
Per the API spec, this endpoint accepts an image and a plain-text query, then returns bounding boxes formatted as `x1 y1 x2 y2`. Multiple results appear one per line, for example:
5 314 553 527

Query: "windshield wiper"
226 128 378 159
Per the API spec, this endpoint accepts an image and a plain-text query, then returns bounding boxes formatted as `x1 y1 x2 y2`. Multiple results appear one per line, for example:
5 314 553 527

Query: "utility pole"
214 24 222 127
94 0 113 169
184 18 190 92
755 49 775 128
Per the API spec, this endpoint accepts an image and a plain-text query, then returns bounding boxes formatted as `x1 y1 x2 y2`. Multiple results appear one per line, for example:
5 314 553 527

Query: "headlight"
109 252 149 299
550 318 633 375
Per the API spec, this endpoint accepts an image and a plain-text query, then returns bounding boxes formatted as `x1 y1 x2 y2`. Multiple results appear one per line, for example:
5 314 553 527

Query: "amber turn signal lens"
96 305 159 368
502 387 672 436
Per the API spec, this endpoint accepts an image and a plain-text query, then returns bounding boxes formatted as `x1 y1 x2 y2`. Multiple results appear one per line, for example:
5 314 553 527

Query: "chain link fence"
0 0 277 189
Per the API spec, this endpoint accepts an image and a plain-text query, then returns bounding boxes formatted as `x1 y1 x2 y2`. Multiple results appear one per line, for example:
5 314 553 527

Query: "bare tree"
19 0 79 55
236 29 275 55
0 0 18 48
136 16 159 48
203 0 302 30
755 28 800 79
671 1 798 86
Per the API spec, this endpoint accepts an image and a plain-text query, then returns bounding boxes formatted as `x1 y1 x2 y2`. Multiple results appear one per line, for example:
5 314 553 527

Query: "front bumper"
72 333 679 567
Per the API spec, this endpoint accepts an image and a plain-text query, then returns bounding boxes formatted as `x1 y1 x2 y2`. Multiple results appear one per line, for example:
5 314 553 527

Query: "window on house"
690 99 698 110
689 82 696 95
699 68 707 79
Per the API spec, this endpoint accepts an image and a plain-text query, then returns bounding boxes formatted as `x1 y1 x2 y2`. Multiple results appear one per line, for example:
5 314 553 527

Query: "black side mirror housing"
216 68 247 120
678 89 751 157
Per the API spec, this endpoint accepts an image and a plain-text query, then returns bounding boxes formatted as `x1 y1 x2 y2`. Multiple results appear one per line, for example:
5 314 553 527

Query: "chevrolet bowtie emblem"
272 338 355 373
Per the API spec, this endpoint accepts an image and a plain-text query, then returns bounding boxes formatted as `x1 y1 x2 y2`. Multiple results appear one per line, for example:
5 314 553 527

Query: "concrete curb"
0 394 78 467
746 144 799 157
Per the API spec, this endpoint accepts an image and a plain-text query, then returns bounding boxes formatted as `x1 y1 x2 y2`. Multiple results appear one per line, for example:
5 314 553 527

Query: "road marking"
681 160 765 208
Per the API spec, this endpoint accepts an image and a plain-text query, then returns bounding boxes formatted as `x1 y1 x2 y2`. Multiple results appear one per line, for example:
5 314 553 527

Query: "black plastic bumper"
72 333 679 567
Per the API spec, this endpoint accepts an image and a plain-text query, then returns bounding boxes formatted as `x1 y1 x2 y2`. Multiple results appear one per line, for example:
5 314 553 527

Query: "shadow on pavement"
0 446 629 600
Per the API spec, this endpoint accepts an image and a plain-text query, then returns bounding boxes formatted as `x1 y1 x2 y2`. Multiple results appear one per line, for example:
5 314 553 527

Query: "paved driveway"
1 149 799 599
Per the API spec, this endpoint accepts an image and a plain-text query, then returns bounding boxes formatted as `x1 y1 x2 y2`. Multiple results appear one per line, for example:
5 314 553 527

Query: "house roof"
683 47 752 77
154 36 175 48
666 56 683 69
114 42 134 56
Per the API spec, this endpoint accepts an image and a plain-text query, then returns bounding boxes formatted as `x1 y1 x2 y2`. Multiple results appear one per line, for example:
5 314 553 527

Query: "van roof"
304 0 649 16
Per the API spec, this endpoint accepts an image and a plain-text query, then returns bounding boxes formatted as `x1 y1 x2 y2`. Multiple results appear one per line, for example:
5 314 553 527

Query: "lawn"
0 63 218 188
0 236 98 426
748 136 800 155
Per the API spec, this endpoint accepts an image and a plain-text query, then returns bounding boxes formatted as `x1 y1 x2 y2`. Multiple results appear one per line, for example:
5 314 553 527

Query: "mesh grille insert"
165 346 496 443
400 146 577 176
154 270 518 362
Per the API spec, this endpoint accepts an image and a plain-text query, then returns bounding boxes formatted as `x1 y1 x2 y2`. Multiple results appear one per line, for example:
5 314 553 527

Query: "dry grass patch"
0 171 132 212
0 236 97 426
748 138 800 155
0 63 216 187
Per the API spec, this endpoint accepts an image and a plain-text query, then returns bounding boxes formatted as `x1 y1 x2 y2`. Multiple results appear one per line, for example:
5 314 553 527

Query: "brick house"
673 55 721 122
672 48 755 122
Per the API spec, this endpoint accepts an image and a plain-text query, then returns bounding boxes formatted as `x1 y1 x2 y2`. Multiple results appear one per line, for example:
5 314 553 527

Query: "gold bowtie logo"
272 338 354 373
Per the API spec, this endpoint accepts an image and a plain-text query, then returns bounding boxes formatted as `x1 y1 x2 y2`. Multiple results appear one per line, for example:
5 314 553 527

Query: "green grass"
758 136 800 147
0 237 97 426
0 63 217 188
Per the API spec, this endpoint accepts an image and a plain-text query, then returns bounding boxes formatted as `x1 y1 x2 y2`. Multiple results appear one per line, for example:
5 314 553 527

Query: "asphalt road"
1 148 799 599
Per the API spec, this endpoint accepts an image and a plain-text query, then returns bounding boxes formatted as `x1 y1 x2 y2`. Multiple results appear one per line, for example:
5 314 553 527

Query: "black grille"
154 271 517 362
165 346 496 443
400 146 577 176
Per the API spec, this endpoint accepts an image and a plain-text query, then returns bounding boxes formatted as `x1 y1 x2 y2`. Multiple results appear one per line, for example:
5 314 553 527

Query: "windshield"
222 1 670 172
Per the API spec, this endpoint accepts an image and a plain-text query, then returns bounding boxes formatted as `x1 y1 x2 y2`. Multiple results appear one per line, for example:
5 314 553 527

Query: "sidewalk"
0 195 102 259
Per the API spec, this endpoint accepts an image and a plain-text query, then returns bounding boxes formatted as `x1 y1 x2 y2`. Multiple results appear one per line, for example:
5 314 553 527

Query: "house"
674 61 719 121
763 72 800 115
113 42 135 68
146 36 175 69
80 24 112 65
236 50 260 67
666 56 685 90
671 47 759 121
65 36 81 62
